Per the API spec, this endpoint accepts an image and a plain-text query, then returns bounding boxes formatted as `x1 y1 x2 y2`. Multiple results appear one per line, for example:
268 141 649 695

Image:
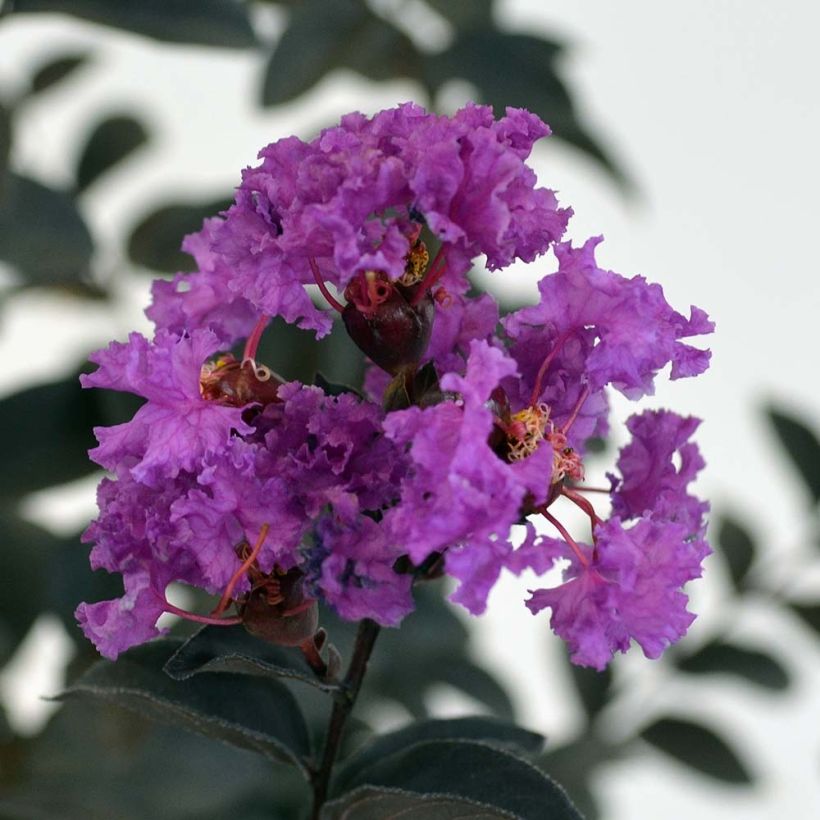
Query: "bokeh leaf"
715 514 756 589
29 52 89 95
539 737 611 820
568 658 612 719
676 640 789 691
767 406 820 505
433 658 515 719
0 173 93 285
76 114 149 192
12 0 257 48
0 371 97 498
0 102 10 183
334 717 544 795
165 623 340 692
338 738 582 820
262 0 421 105
789 602 820 634
427 29 626 187
640 717 753 784
0 511 62 664
424 0 493 28
322 787 515 820
0 698 304 820
64 640 313 773
127 196 232 272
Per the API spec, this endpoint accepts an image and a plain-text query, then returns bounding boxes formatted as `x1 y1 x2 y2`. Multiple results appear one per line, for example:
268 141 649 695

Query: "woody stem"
310 618 381 818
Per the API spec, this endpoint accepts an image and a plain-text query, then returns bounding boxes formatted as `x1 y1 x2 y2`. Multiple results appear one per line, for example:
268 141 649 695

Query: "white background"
0 1 819 817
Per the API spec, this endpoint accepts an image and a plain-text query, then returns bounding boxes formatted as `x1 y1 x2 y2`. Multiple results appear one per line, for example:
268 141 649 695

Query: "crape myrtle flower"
147 101 570 346
79 102 713 671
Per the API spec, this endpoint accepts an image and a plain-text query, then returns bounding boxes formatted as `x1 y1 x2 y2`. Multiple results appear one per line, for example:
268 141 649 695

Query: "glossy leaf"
164 623 340 692
335 717 544 795
767 406 820 505
63 640 313 774
262 0 421 105
427 29 626 187
676 640 789 690
29 52 89 95
640 717 753 784
76 115 149 192
0 173 93 285
127 196 232 272
12 0 257 48
339 738 582 820
322 787 515 820
715 514 756 589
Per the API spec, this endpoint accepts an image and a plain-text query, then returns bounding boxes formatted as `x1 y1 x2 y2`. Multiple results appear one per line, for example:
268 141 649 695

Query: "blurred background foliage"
0 1 818 818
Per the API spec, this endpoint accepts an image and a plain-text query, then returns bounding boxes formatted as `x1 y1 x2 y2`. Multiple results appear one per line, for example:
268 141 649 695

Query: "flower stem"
310 618 381 818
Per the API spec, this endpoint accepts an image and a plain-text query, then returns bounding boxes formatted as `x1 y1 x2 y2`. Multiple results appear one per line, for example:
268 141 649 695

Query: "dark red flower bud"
240 567 319 646
200 355 283 408
342 274 434 375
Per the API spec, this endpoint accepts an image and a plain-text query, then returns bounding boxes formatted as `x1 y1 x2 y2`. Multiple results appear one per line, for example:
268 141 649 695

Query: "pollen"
398 239 429 287
507 403 550 461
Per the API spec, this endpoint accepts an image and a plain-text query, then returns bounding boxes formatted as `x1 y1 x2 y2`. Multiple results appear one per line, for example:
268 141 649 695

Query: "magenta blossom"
78 103 713 670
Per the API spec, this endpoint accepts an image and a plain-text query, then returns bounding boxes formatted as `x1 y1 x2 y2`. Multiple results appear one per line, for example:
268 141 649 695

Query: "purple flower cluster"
79 103 713 669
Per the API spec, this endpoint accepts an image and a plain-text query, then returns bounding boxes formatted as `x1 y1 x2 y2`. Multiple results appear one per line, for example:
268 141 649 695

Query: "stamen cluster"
78 103 713 670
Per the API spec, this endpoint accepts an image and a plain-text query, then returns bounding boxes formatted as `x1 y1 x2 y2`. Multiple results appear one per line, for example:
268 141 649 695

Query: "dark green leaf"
1 102 12 181
424 0 493 28
340 738 582 820
427 29 627 187
539 737 611 820
335 717 544 795
127 196 232 272
789 602 820 634
767 406 820 505
315 372 363 399
254 316 365 392
0 511 63 664
12 0 257 48
715 514 756 589
29 52 89 95
165 623 340 692
0 698 300 820
568 659 612 719
640 717 753 784
677 640 788 690
76 114 149 192
262 0 422 105
434 658 515 718
0 367 129 498
322 786 515 819
0 173 93 285
64 640 313 774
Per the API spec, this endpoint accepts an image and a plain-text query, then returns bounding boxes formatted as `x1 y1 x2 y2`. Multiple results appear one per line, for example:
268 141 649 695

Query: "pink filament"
309 257 345 313
243 314 270 362
212 523 270 617
542 508 591 569
529 330 573 407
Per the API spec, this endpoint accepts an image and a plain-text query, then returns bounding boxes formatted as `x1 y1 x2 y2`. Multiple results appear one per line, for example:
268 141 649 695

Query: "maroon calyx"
342 272 434 375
